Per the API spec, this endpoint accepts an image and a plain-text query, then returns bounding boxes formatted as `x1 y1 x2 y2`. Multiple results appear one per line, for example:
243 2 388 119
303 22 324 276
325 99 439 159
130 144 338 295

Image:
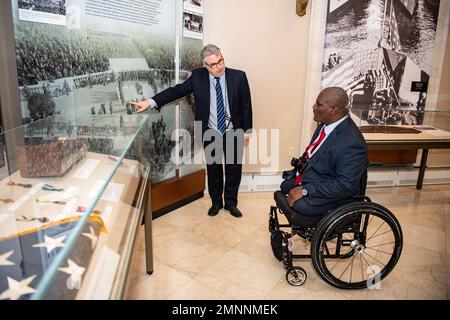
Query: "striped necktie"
294 127 326 185
305 127 326 159
215 77 226 135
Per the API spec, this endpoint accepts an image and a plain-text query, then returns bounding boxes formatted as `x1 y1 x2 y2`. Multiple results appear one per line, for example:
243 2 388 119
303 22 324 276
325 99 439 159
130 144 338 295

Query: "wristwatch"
301 186 308 197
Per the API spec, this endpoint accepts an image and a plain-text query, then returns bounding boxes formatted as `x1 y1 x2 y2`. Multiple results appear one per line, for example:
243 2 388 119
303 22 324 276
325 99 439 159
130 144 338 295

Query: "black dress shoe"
224 206 242 218
208 205 221 216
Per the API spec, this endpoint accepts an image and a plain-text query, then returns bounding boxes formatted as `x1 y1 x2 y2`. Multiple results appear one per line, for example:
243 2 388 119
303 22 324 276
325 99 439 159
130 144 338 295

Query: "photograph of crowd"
18 0 66 15
146 114 176 183
178 37 203 177
14 21 177 124
321 0 440 126
11 0 191 183
22 114 148 157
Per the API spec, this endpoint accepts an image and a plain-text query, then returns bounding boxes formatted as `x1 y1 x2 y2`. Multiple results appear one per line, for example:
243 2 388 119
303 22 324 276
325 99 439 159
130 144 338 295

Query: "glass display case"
0 113 152 300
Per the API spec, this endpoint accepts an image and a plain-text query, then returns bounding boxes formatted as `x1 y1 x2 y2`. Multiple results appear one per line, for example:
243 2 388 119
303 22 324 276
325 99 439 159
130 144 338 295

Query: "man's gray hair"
200 44 221 62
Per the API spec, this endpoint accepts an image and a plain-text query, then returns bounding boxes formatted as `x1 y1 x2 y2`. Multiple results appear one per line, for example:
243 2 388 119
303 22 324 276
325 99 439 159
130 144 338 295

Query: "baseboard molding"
204 167 450 193
368 167 450 187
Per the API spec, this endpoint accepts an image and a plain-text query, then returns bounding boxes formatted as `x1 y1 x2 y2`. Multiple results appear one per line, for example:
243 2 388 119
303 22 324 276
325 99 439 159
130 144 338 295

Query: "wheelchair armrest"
273 191 323 228
274 191 295 215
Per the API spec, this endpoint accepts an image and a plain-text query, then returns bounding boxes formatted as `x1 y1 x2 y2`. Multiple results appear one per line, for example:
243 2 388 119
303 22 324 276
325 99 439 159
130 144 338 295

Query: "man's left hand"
287 186 304 207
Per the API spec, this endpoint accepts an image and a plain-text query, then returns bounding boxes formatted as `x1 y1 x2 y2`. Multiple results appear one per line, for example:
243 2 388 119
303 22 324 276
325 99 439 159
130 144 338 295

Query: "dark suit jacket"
152 67 252 135
302 117 368 208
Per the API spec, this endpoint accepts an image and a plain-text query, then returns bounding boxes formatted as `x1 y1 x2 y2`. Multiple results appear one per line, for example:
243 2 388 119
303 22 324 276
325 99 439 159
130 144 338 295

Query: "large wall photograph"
11 0 179 183
178 37 203 177
321 0 441 126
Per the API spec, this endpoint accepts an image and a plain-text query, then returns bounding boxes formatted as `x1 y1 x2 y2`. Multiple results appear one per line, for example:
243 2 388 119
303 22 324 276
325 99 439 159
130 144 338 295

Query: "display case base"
151 169 205 219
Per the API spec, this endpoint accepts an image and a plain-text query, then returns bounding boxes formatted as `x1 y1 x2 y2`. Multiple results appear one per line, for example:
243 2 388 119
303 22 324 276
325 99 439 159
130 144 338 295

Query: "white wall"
203 0 312 172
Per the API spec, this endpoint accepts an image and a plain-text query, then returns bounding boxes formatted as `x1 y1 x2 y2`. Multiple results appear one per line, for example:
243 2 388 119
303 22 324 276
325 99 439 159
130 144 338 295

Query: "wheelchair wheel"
270 230 284 261
311 201 402 290
286 266 307 286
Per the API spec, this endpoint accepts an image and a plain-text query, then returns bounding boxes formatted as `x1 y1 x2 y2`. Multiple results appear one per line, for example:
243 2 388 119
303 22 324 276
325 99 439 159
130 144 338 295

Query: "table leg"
417 149 429 190
143 182 154 275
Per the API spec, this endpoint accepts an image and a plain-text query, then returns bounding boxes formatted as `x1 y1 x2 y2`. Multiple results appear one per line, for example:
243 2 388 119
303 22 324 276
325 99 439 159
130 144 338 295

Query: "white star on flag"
0 275 36 300
82 226 98 249
33 235 66 253
0 251 15 266
59 259 86 290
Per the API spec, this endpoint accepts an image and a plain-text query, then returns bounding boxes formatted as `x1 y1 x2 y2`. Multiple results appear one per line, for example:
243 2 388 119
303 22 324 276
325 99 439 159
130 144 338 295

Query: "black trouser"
203 131 244 209
280 177 348 217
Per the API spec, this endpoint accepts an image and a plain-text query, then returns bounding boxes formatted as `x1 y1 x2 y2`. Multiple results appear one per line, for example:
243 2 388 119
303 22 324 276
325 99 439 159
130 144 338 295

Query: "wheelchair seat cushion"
274 191 324 228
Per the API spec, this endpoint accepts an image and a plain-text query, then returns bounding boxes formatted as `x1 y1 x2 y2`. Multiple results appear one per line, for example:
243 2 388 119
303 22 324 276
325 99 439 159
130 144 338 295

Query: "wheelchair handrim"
311 204 403 290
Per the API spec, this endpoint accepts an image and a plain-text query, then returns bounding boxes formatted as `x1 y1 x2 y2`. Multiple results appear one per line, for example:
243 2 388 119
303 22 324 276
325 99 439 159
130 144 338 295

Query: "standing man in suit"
131 44 252 218
281 87 367 217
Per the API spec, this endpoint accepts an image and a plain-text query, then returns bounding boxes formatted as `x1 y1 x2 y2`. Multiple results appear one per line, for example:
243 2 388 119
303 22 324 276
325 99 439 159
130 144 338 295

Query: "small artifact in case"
17 138 87 178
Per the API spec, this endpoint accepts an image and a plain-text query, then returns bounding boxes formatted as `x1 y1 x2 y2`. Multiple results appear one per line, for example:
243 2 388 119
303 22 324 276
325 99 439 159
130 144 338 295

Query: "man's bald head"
313 87 349 124
321 87 349 114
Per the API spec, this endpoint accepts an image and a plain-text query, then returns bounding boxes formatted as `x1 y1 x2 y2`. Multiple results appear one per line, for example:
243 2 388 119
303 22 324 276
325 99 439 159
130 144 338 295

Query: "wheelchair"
268 169 403 289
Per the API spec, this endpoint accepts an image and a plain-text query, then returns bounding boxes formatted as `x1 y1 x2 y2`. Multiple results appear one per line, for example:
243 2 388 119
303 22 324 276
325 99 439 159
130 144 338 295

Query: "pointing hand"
130 100 151 112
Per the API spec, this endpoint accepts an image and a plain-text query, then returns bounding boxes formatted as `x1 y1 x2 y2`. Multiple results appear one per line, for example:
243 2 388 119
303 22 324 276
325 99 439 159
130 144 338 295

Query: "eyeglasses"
204 58 224 69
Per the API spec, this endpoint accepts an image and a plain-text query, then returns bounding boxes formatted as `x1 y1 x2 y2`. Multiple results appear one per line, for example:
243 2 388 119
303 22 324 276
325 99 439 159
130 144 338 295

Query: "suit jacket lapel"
309 125 323 143
225 68 233 113
201 68 210 109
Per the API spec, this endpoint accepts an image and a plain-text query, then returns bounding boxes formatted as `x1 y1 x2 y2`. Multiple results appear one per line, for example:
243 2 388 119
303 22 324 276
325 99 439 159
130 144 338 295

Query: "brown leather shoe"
224 206 242 218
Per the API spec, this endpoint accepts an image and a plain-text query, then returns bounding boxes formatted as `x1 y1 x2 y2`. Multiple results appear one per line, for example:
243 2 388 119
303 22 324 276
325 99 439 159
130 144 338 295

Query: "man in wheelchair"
269 87 403 288
281 87 367 219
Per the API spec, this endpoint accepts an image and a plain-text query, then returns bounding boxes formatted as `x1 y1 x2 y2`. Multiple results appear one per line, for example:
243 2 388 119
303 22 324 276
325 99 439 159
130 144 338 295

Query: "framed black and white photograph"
18 0 67 26
321 0 441 126
183 11 203 40
12 0 179 183
183 0 204 15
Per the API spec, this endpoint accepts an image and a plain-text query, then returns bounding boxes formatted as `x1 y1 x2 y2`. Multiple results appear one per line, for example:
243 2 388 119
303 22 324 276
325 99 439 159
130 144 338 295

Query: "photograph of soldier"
183 12 203 39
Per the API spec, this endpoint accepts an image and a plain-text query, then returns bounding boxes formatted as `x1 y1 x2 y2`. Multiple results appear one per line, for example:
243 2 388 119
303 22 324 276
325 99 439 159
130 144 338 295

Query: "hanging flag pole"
381 60 401 107
373 0 390 103
378 0 389 48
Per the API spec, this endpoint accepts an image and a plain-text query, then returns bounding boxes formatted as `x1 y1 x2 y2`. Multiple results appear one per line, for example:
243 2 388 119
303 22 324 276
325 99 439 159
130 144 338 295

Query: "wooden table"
362 126 450 189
